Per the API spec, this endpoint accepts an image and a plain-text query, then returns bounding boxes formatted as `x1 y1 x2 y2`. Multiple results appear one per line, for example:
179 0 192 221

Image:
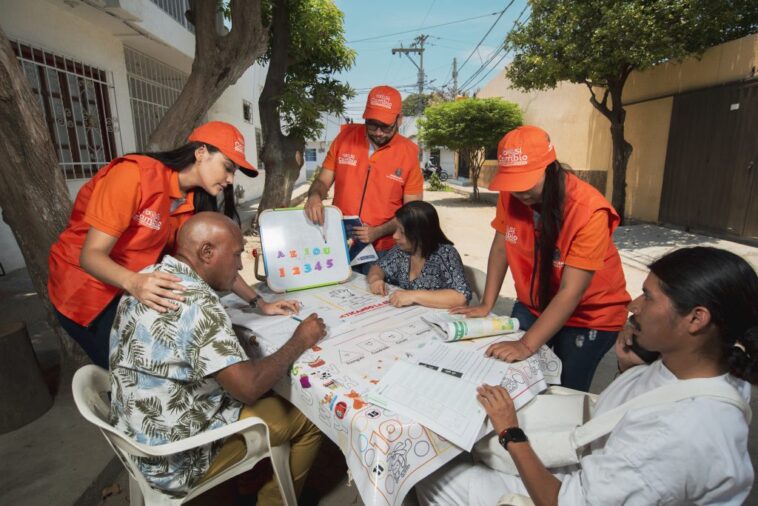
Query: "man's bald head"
176 212 244 291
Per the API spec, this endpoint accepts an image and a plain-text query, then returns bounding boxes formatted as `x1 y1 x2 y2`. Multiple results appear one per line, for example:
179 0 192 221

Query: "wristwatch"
498 427 528 450
249 295 260 308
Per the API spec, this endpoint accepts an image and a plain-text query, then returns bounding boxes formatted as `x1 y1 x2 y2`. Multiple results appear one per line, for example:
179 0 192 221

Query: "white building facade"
0 0 300 272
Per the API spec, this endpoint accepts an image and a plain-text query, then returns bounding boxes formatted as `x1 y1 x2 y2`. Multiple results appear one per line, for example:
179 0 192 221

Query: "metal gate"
659 80 758 240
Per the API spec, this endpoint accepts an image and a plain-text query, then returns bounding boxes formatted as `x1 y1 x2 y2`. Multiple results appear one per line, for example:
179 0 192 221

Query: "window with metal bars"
124 47 188 152
11 40 120 180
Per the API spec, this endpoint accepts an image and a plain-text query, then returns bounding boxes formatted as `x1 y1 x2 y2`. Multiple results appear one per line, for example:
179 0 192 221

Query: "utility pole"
392 34 429 115
451 58 459 98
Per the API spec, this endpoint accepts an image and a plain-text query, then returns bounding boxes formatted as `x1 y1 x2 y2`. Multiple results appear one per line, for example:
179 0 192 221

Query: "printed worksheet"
367 342 510 451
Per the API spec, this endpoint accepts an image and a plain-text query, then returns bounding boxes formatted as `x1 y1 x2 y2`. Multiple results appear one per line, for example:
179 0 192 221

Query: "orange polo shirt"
48 157 195 325
84 161 194 253
322 124 423 251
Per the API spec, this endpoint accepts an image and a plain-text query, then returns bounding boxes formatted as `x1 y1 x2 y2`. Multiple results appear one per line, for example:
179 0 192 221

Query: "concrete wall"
475 32 758 222
621 32 758 221
0 0 273 272
477 73 612 197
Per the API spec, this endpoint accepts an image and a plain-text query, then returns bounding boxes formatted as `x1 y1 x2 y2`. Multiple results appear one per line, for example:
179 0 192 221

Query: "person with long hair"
418 246 757 505
452 126 630 391
48 122 298 368
367 201 471 309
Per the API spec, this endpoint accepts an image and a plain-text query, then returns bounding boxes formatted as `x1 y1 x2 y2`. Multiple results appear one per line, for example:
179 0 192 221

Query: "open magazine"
421 313 520 342
342 215 378 266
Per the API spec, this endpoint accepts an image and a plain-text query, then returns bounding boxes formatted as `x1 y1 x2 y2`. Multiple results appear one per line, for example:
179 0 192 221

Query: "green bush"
427 173 447 192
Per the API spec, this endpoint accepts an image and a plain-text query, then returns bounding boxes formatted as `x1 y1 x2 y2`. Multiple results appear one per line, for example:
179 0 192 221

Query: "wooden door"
659 81 758 240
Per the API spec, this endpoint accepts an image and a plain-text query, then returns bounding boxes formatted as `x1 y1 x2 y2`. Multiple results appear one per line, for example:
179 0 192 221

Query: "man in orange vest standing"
304 85 423 273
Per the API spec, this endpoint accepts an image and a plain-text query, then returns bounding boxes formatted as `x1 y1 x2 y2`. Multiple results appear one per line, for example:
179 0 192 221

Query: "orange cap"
488 125 556 192
188 121 258 177
363 85 402 125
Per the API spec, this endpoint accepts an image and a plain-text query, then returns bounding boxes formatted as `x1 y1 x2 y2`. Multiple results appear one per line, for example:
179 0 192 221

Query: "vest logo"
499 147 529 167
133 209 162 230
234 139 245 154
338 153 358 166
505 226 518 244
369 93 393 110
386 168 404 183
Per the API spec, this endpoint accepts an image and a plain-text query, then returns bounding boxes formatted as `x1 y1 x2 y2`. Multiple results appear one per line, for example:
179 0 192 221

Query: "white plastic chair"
72 365 297 506
463 264 486 303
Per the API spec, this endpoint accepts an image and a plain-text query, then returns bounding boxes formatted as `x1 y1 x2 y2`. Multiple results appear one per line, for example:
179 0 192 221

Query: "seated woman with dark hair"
367 201 472 309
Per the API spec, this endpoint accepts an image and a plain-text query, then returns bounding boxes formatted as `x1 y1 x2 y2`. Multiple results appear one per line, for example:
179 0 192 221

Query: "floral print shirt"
109 255 247 495
378 243 472 302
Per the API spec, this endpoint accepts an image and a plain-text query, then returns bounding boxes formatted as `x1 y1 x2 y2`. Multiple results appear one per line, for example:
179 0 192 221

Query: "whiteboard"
258 206 351 292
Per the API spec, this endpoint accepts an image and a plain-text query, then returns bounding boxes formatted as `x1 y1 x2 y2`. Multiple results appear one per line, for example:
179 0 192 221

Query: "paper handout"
366 341 510 451
422 313 520 342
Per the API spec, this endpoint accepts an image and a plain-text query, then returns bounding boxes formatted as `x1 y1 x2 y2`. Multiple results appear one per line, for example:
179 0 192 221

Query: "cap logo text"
499 147 528 167
369 94 393 110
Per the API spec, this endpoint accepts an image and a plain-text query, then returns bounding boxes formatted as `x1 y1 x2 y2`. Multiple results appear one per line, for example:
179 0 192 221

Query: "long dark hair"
649 247 758 384
134 142 241 225
395 201 452 259
532 161 567 311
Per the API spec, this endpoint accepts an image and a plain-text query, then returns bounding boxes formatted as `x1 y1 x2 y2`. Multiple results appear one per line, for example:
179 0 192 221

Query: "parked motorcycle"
422 162 449 181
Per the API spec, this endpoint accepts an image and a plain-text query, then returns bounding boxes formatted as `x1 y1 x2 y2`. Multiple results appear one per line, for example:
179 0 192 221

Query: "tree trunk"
256 0 304 221
608 84 632 222
258 139 304 212
147 0 268 150
466 148 485 200
585 77 633 223
0 28 89 372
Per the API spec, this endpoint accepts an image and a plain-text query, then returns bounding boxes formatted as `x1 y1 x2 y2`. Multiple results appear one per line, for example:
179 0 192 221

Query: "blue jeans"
511 301 617 392
53 297 120 369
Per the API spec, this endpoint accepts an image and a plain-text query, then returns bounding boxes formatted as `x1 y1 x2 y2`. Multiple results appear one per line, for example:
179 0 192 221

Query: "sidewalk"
0 185 756 505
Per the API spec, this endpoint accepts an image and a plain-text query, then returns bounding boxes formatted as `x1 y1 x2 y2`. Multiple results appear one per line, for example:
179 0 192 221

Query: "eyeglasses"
366 119 397 134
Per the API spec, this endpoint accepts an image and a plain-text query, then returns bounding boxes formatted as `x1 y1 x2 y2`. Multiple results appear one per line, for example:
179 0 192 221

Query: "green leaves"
260 0 356 140
418 98 523 151
506 0 758 92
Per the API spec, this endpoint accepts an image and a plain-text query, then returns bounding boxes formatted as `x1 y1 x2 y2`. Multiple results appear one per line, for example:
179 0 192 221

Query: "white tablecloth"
225 275 561 506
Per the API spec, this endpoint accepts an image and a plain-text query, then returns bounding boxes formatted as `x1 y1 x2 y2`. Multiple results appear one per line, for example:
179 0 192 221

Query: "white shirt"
415 361 753 506
558 361 753 505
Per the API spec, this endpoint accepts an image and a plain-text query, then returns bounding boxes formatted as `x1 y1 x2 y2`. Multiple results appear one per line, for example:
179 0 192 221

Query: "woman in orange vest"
48 121 298 368
452 125 631 391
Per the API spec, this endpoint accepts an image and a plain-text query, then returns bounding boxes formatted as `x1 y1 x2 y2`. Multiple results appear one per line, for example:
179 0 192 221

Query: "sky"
333 0 529 120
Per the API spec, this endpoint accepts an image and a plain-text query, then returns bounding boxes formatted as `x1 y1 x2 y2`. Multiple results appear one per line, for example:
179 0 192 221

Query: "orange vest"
501 173 630 331
328 124 421 251
48 155 191 326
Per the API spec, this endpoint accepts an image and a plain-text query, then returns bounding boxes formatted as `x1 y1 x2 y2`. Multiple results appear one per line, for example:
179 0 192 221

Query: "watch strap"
498 427 528 450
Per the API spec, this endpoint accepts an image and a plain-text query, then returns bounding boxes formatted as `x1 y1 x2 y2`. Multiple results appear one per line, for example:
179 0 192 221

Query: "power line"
458 5 530 92
463 50 510 93
458 45 506 91
347 11 504 44
457 0 515 73
418 0 436 30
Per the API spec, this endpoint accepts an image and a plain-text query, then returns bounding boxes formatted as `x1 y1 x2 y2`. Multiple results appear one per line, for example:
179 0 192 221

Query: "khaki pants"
199 395 322 506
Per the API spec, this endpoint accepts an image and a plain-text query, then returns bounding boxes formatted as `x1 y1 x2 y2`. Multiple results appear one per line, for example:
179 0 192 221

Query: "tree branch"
584 79 613 122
